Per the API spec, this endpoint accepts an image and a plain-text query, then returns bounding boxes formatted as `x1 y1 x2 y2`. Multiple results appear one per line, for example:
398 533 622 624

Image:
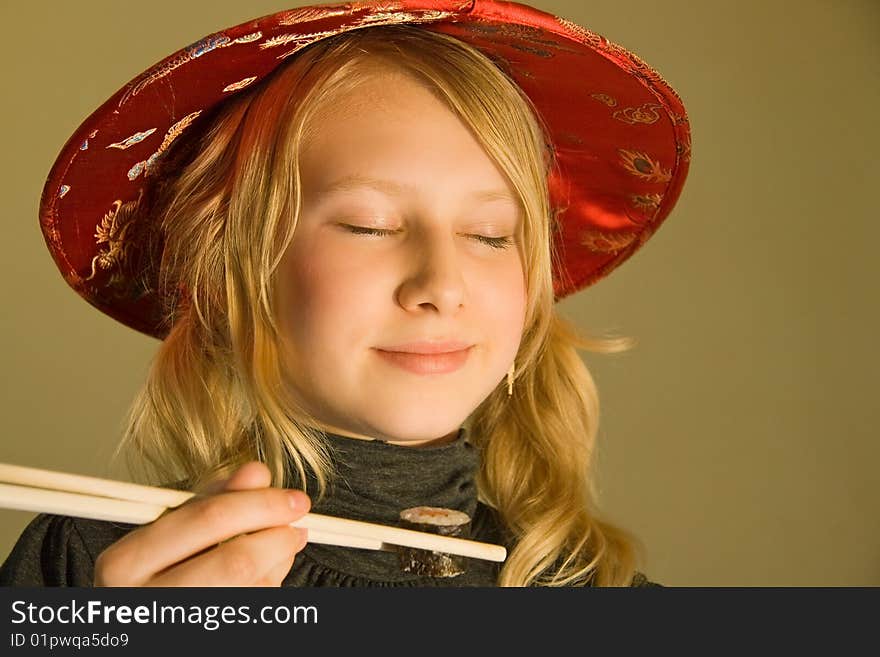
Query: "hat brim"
40 0 690 339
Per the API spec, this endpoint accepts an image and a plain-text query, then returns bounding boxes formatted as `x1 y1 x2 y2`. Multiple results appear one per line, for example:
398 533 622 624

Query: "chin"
365 406 470 443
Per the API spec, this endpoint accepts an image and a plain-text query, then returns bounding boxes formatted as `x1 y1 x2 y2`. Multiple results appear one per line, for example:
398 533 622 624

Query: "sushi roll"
396 506 471 577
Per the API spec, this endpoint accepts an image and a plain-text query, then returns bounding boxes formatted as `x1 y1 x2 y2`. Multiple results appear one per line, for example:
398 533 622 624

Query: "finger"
221 462 272 492
200 461 271 496
98 487 311 585
262 529 308 586
147 525 308 587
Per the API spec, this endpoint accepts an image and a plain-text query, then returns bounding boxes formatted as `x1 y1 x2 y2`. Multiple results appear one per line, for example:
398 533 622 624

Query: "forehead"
298 69 519 207
302 62 429 138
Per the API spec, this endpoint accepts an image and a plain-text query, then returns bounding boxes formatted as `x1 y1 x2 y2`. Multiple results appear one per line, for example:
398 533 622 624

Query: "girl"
0 0 690 587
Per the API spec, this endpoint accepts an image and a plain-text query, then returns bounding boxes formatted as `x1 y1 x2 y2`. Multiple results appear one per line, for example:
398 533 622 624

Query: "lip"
377 340 473 355
374 345 473 375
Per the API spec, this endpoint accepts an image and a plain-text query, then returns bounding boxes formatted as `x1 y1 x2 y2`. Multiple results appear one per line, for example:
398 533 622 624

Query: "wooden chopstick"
0 463 506 562
0 483 384 551
0 463 191 507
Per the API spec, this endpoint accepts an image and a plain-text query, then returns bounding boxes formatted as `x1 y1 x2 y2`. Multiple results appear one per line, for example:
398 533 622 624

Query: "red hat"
40 0 691 339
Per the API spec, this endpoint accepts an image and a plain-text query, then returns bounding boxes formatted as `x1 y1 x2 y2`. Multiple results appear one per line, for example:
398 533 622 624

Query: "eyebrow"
320 174 518 204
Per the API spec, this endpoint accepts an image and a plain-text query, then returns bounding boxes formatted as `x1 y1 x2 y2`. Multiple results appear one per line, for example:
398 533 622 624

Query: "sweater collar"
292 427 483 581
310 427 480 526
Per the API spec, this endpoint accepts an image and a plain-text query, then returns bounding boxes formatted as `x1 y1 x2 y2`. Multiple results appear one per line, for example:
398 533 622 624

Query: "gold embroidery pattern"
271 8 459 60
273 31 349 59
591 93 617 107
677 133 692 163
80 130 98 153
58 185 70 199
156 111 202 154
223 76 258 93
606 42 664 85
481 51 530 80
106 128 158 150
85 198 141 284
44 224 62 253
260 30 339 50
555 17 604 48
461 23 582 58
580 229 637 254
347 1 408 13
120 35 233 106
619 149 671 183
613 103 663 125
630 193 662 215
507 43 553 58
127 110 202 181
355 9 457 27
558 15 684 112
278 6 352 25
232 31 262 44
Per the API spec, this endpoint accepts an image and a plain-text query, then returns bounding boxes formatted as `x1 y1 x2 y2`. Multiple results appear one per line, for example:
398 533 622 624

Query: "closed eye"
341 225 513 250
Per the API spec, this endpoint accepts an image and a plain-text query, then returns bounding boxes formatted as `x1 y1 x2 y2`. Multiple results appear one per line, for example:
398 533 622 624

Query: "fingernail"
287 491 309 512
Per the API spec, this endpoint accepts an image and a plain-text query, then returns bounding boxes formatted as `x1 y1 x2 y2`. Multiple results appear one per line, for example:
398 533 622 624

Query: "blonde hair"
116 25 644 587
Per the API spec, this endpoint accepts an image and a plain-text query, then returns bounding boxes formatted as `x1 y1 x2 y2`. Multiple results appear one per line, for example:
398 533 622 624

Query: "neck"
309 422 464 448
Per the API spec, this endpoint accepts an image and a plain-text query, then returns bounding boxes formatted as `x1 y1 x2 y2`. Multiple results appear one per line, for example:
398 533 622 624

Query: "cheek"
280 246 385 348
479 261 527 327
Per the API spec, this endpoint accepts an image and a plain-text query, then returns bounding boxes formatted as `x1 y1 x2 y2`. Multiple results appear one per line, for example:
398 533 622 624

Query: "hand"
93 462 310 586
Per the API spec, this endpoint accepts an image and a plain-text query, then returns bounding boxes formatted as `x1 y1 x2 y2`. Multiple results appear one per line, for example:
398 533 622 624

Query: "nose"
396 230 466 315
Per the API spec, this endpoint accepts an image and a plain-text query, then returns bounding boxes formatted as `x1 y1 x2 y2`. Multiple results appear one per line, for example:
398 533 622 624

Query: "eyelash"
342 225 514 250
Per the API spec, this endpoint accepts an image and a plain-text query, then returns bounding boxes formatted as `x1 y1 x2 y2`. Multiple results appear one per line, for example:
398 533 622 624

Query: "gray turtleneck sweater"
0 430 658 587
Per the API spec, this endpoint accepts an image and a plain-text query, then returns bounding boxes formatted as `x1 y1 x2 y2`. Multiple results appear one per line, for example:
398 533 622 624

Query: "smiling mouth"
373 347 472 375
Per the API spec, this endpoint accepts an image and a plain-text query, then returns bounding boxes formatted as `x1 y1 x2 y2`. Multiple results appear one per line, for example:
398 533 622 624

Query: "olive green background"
2 0 877 586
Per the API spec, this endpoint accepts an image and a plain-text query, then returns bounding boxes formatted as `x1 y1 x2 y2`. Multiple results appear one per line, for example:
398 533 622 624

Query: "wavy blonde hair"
116 25 645 587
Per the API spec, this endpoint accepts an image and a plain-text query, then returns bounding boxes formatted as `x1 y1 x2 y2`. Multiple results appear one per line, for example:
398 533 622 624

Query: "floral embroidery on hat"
591 93 617 107
85 197 141 285
270 5 459 60
82 129 98 152
107 128 158 150
630 193 662 214
677 133 692 163
232 32 262 44
120 35 233 106
261 31 338 51
555 17 604 48
351 7 458 30
509 43 553 58
580 229 637 254
618 149 671 183
190 35 230 58
154 111 202 158
613 103 663 125
277 6 351 26
461 23 580 57
59 185 70 199
127 111 202 181
127 162 146 181
223 77 258 93
606 42 665 86
271 31 343 59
